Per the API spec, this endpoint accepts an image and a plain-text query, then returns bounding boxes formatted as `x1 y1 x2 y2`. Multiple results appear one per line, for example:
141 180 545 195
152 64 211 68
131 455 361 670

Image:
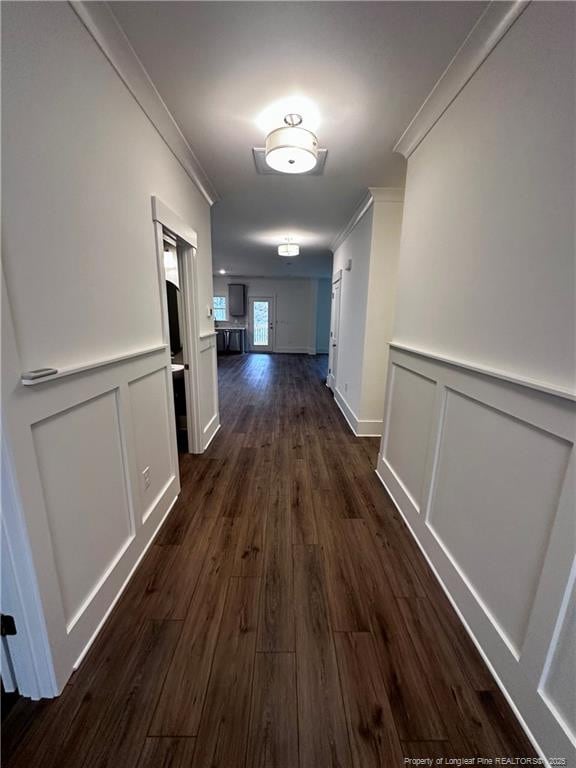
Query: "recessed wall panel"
429 391 571 654
199 345 217 434
32 391 132 627
129 368 173 520
384 364 437 509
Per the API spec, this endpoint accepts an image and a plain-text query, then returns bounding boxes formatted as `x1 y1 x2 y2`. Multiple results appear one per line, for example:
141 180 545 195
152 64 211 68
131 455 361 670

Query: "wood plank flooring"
2 353 536 768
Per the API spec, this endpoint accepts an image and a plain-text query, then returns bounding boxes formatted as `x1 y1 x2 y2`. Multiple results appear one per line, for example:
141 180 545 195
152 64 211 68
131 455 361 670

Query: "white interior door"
249 297 275 352
175 241 202 454
327 277 341 390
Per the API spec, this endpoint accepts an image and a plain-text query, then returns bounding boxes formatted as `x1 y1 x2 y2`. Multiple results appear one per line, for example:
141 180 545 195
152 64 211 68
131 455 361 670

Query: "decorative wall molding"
69 1 218 206
1 442 59 698
331 188 405 253
5 338 180 693
377 346 576 762
368 187 405 203
21 344 167 387
72 492 178 671
394 0 531 158
152 197 199 248
330 192 373 253
390 342 576 402
334 388 384 437
198 336 220 451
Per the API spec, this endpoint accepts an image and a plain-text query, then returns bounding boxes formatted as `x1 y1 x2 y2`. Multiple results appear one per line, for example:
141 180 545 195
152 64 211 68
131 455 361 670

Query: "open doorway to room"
162 232 189 453
152 196 208 457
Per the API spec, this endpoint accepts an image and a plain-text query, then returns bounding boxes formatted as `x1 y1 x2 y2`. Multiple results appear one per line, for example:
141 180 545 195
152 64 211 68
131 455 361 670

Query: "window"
213 295 227 321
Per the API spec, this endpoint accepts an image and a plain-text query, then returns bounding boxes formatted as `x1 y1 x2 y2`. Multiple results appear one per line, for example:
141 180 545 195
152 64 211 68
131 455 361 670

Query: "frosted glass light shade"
278 243 300 257
265 126 318 174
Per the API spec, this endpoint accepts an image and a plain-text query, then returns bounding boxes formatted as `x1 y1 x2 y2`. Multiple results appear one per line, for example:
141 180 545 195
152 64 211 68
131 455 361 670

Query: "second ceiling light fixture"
278 240 300 257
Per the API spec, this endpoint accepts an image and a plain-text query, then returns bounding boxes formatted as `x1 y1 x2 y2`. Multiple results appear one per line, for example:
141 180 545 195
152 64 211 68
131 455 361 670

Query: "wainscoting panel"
381 362 437 511
377 346 576 763
128 368 174 523
6 345 180 692
31 390 133 630
198 334 220 450
428 389 571 656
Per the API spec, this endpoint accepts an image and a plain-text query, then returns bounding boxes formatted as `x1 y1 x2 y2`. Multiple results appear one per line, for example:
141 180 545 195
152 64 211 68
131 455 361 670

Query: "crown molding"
69 1 219 206
369 187 405 203
331 187 405 253
331 192 373 253
394 0 531 159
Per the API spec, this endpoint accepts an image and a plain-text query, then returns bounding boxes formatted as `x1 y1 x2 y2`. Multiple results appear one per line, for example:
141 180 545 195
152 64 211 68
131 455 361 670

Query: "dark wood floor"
3 353 536 768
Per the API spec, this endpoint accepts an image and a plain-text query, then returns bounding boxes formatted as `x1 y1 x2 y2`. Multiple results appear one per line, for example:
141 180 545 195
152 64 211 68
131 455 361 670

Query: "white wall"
212 276 319 354
379 3 576 762
331 192 403 435
2 1 215 692
393 3 575 395
361 195 404 421
333 206 374 417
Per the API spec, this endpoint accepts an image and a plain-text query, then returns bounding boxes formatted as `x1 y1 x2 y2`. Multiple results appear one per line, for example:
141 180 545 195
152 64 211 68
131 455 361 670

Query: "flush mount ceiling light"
265 114 318 174
278 240 300 257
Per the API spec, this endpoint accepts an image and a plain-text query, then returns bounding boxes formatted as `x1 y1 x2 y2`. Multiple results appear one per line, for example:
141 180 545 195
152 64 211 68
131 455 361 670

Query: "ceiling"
110 1 487 278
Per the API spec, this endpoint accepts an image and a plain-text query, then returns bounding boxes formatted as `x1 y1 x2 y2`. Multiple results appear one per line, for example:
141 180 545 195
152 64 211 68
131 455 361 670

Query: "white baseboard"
374 465 548 766
72 490 179 671
273 346 316 354
203 421 220 451
334 388 383 437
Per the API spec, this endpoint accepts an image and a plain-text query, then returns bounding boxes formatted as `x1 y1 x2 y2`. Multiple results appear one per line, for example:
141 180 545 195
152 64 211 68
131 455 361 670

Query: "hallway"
3 354 534 768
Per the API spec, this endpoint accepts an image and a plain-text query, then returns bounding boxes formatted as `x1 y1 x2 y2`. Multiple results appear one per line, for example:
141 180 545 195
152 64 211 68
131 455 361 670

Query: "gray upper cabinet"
228 284 246 316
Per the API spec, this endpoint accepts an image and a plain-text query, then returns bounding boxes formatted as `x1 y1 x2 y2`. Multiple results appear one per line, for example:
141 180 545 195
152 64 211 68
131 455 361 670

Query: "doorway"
152 196 204 455
249 296 275 352
327 272 341 391
162 232 190 453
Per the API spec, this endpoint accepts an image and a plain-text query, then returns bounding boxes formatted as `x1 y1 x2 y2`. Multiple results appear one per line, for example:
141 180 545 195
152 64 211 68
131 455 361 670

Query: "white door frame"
151 196 202 454
327 270 342 391
248 296 276 353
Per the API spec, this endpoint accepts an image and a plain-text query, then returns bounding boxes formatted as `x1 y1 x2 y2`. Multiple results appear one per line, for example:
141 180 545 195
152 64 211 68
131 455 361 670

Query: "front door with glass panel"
249 297 275 352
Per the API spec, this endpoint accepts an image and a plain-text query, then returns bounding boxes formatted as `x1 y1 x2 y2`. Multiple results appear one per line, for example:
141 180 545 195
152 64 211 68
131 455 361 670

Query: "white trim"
203 422 221 451
151 195 210 455
274 347 317 355
331 188 405 253
1 441 59 698
199 331 217 339
333 388 383 437
368 187 405 203
72 491 178 670
69 1 218 206
374 466 548 767
21 345 167 386
152 197 198 249
390 342 576 402
378 347 575 761
394 0 531 158
202 412 219 436
331 193 373 253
